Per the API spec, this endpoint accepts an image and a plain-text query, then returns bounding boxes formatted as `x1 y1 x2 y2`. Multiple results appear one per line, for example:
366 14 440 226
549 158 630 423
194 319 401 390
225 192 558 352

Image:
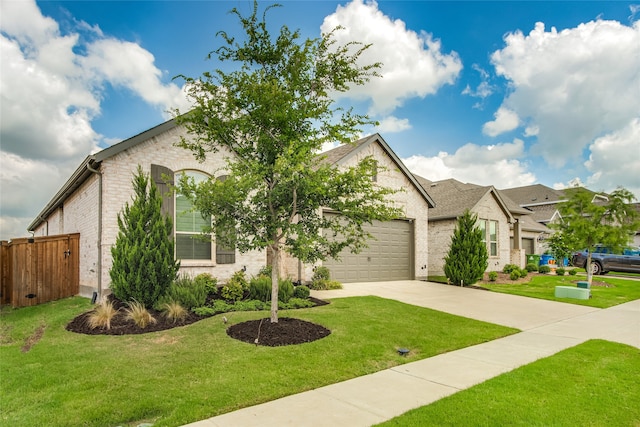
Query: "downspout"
86 162 103 299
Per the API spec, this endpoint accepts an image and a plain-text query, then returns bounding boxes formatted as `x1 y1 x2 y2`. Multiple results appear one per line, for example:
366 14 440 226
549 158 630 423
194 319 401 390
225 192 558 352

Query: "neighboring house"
500 184 566 226
28 121 432 297
414 177 546 276
499 184 623 252
284 134 435 283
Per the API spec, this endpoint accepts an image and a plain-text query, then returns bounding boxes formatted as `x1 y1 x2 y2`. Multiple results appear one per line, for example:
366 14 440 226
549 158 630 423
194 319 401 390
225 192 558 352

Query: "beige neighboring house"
414 177 546 276
28 121 432 298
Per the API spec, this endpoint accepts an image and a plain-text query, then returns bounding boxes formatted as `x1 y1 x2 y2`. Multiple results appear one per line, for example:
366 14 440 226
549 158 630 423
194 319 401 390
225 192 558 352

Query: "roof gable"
415 176 513 222
321 133 435 208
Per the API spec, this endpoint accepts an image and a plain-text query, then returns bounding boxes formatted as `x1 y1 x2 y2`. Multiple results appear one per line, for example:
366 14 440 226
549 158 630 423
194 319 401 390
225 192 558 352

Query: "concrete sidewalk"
183 281 640 427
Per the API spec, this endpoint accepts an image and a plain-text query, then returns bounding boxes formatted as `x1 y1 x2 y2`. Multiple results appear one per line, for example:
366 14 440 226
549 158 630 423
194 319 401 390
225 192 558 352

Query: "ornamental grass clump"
125 301 157 329
162 301 188 324
86 299 118 330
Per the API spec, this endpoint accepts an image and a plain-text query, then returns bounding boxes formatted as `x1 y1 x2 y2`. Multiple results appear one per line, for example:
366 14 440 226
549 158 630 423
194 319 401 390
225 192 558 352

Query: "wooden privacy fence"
0 234 79 308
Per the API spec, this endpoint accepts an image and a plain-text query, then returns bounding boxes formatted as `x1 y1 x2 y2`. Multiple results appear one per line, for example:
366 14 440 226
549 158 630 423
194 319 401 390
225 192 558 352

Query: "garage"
323 214 414 283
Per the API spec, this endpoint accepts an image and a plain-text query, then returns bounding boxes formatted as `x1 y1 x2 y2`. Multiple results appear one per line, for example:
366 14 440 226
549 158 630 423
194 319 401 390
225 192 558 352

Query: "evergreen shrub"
110 166 180 308
444 210 488 286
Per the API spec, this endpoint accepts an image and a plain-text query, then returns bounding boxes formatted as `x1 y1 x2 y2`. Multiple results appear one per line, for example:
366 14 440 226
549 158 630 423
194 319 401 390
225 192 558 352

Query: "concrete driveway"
311 280 598 330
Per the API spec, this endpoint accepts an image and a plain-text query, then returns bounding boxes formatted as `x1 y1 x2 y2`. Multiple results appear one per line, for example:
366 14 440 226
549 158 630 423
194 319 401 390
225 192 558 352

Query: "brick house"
28 120 432 297
414 177 547 276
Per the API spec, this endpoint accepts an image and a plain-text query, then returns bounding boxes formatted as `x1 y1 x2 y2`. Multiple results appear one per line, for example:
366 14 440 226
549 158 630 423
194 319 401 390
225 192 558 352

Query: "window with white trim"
175 171 212 260
479 219 498 257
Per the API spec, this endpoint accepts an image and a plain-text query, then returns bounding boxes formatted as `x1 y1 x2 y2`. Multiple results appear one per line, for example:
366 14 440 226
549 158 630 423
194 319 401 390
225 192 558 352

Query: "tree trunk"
586 252 593 286
270 244 280 323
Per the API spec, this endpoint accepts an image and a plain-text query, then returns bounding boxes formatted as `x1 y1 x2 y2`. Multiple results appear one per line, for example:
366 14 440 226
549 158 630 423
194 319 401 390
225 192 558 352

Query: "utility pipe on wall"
86 162 103 299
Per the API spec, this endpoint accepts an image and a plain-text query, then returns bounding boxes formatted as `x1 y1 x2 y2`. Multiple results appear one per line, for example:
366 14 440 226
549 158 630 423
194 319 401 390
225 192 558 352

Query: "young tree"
174 2 402 322
545 232 573 267
443 210 489 286
110 166 180 308
552 187 639 285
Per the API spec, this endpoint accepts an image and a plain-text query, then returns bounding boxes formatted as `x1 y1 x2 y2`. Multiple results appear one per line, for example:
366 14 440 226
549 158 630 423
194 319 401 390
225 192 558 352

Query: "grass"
0 295 516 427
377 339 640 426
480 274 640 308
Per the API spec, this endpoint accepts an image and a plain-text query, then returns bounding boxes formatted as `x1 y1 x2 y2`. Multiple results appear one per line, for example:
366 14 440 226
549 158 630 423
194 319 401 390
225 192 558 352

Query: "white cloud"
375 116 411 133
403 139 536 188
482 107 520 137
584 118 640 197
462 64 494 109
489 20 640 167
0 0 191 239
321 0 462 115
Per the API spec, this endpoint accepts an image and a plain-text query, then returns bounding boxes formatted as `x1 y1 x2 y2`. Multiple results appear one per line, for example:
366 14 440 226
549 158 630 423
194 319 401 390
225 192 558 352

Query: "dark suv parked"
571 246 640 275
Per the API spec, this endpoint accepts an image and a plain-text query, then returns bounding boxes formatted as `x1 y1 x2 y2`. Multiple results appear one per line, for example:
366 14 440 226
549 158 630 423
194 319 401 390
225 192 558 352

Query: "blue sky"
1 0 639 240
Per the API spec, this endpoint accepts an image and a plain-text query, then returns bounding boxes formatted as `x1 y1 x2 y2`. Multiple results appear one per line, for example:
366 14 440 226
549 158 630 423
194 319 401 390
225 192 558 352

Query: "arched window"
175 171 212 260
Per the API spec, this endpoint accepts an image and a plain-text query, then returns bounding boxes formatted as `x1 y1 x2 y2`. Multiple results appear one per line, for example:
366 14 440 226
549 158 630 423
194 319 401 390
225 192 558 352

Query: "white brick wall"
36 124 266 296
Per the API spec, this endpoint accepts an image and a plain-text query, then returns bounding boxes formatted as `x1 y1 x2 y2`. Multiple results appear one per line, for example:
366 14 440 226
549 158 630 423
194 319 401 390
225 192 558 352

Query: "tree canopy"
174 1 402 322
552 187 639 284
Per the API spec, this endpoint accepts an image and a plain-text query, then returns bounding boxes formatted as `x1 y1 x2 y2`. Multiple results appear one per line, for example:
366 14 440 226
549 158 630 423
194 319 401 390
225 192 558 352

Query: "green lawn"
481 274 640 308
0 296 516 427
378 339 640 426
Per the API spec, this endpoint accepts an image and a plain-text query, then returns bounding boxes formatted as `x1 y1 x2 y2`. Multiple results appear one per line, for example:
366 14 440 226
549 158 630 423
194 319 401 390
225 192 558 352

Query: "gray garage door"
323 214 413 283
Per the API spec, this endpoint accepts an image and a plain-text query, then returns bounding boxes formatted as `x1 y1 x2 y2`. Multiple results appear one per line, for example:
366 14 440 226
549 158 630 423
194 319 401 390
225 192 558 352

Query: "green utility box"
577 281 590 289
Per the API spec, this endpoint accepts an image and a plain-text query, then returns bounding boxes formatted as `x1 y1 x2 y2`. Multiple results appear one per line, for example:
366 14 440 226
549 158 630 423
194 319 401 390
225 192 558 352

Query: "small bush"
280 298 314 309
233 300 266 311
125 300 157 329
293 285 310 299
278 278 294 303
539 265 551 274
211 299 233 313
556 268 566 276
525 263 539 272
258 265 272 277
503 264 519 274
249 275 272 301
192 306 216 316
568 269 578 276
519 268 528 278
510 270 521 280
162 300 188 323
312 266 331 282
488 271 498 281
159 275 208 310
87 299 118 330
194 273 218 295
220 280 244 302
309 267 342 290
229 270 249 291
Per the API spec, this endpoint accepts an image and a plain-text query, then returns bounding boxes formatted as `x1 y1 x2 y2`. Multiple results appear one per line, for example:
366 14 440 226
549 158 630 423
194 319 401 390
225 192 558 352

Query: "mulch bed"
227 317 331 346
65 295 331 346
